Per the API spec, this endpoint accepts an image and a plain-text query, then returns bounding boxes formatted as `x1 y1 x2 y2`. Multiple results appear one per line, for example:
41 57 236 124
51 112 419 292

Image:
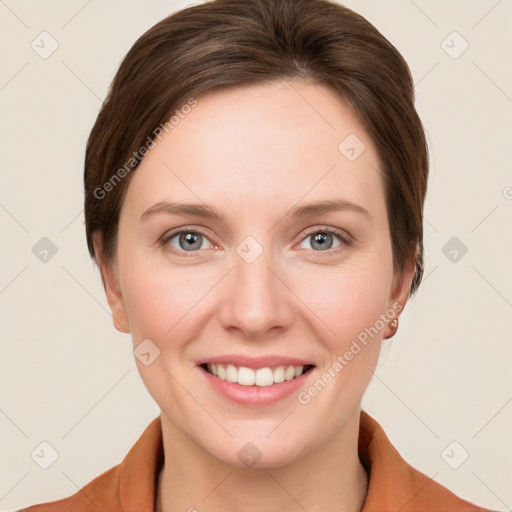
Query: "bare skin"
95 80 414 512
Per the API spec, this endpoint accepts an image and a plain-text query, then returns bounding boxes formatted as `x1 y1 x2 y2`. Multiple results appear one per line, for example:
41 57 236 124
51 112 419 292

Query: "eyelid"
160 225 354 256
293 226 354 253
160 225 219 255
299 225 353 242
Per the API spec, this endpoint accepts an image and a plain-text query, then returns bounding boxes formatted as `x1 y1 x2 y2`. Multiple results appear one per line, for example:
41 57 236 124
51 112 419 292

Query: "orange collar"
21 409 493 511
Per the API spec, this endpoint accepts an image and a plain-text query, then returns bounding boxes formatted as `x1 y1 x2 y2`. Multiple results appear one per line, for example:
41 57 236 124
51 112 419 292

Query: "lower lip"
199 366 314 406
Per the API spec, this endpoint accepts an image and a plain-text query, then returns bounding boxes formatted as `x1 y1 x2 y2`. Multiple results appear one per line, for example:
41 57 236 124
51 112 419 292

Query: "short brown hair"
84 0 428 297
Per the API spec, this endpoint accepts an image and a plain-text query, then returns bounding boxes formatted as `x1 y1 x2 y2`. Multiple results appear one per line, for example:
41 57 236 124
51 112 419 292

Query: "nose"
216 239 294 340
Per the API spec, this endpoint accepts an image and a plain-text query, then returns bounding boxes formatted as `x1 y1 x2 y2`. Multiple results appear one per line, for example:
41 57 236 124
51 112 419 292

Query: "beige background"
1 0 511 510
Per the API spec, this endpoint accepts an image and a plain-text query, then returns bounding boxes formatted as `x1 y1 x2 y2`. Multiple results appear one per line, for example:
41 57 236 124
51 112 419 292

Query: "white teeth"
273 366 285 383
225 364 238 383
255 367 274 387
238 366 255 386
217 364 226 380
205 363 309 386
284 366 295 381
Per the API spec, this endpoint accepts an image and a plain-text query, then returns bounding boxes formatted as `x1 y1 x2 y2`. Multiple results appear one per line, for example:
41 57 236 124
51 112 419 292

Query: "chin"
203 423 313 469
215 440 309 469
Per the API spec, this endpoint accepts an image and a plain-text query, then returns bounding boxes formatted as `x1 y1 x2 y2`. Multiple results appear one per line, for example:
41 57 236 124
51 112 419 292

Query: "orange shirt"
19 410 495 512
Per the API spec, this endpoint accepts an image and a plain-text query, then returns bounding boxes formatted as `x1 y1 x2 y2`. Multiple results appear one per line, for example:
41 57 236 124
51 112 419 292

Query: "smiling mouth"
201 363 315 387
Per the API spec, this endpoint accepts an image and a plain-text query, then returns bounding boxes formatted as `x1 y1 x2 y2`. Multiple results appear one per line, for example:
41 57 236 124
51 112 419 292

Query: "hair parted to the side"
84 0 429 298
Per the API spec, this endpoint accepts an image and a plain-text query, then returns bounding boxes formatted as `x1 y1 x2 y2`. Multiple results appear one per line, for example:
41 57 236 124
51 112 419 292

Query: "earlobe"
92 233 131 334
383 251 417 339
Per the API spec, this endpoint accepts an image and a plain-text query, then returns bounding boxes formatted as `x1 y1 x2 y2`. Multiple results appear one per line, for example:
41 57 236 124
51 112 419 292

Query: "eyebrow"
289 199 371 219
139 198 371 224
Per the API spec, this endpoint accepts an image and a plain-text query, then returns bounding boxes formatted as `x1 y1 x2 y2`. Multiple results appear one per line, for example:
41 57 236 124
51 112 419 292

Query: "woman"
19 0 497 510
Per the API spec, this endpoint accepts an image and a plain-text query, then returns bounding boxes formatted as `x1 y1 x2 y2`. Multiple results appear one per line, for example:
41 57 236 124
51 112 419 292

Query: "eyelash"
159 225 354 258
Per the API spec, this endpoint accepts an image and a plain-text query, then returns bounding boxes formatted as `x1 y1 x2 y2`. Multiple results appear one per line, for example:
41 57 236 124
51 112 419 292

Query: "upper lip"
196 354 315 369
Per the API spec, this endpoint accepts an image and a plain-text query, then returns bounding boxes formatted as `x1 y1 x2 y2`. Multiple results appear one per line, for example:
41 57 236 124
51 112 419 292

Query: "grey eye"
167 231 213 252
300 231 342 251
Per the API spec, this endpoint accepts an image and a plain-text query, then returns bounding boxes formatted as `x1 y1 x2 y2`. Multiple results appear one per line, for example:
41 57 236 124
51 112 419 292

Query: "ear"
92 233 131 334
383 245 418 338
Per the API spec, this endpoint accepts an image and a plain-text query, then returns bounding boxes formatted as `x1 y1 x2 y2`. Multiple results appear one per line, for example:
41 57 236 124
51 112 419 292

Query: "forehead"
122 80 384 221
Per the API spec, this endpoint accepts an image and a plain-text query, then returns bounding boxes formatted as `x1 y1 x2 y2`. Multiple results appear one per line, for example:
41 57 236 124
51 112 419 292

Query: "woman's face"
100 80 413 467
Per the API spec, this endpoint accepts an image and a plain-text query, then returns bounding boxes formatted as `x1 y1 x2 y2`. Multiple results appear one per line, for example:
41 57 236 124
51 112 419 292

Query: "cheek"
291 255 393 421
293 255 394 348
121 242 394 347
122 264 203 342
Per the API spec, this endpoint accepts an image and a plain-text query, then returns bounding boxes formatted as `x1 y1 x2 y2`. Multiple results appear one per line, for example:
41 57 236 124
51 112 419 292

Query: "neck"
156 409 368 512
